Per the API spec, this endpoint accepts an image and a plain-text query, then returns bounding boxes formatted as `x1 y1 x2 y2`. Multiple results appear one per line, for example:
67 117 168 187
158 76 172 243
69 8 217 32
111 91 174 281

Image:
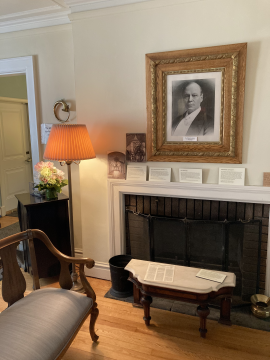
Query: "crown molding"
0 6 60 21
0 0 204 34
65 0 153 13
0 4 71 34
69 0 204 21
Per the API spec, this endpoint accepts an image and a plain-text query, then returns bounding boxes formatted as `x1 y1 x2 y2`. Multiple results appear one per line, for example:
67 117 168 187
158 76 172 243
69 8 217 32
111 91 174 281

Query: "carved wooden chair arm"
29 230 96 300
31 229 94 266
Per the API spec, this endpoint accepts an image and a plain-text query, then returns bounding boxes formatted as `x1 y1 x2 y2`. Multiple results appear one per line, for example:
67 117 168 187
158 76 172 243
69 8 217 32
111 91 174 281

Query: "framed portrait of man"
146 43 247 163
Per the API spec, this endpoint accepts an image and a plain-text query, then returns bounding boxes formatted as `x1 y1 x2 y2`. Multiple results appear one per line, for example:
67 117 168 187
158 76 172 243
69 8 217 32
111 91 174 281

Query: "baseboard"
0 206 6 217
85 261 111 281
74 248 83 257
74 248 110 280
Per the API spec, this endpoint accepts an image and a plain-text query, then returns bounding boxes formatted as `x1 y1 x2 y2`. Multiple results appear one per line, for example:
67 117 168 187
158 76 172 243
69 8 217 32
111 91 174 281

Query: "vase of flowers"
34 161 68 200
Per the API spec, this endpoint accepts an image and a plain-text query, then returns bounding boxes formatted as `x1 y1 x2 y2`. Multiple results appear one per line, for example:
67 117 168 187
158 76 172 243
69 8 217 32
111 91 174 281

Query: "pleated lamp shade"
44 124 96 161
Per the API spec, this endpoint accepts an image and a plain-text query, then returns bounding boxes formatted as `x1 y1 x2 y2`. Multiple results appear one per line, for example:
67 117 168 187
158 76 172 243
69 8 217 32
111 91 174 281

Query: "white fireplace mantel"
108 179 270 296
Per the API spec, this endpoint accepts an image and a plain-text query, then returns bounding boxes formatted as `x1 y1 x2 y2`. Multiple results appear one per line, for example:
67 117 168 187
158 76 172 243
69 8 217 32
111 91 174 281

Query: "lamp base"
71 272 84 293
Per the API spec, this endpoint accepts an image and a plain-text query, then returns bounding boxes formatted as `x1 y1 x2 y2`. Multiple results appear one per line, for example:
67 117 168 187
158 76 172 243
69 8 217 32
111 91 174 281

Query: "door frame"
0 56 40 215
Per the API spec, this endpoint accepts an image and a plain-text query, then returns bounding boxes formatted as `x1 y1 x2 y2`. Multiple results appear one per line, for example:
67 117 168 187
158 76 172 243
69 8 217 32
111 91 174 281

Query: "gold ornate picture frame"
146 43 247 163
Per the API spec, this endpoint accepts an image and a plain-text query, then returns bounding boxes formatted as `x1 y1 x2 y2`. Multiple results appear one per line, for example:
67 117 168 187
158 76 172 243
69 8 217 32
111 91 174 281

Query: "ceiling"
0 0 151 33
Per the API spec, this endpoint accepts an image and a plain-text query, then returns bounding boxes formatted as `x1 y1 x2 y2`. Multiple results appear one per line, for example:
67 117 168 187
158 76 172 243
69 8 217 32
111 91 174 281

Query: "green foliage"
35 179 68 194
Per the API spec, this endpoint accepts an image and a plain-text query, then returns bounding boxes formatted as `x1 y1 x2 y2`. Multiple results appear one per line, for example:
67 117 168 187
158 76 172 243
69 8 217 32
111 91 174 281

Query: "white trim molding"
0 97 28 104
0 9 71 34
75 247 110 280
0 206 6 217
85 261 110 280
108 179 270 296
74 247 83 257
66 0 154 13
0 56 40 173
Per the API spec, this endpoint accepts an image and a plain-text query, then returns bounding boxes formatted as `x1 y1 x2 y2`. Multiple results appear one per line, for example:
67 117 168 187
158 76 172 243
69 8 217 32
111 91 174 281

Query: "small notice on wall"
126 165 147 181
179 169 202 184
41 124 53 144
149 168 171 182
219 168 245 186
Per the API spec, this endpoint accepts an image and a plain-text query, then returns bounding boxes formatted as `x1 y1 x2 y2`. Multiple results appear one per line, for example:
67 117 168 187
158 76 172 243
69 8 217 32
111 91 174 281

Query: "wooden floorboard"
0 215 19 229
0 272 269 359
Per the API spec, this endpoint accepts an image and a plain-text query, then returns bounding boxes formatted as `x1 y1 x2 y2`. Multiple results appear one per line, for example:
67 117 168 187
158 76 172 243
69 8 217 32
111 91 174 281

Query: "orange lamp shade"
44 124 96 161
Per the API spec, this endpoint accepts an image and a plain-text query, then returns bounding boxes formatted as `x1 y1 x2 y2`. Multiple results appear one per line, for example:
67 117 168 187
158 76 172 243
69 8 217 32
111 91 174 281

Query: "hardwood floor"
0 215 19 229
0 273 269 360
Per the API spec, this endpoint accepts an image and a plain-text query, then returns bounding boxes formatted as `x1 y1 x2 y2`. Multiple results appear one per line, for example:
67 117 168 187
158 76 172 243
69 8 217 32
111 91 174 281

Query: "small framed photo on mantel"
108 152 126 179
146 43 247 164
126 133 146 162
263 173 270 187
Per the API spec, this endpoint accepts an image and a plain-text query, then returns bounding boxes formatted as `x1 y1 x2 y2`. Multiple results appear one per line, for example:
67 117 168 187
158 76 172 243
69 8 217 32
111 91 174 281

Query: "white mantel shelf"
107 179 270 296
108 180 270 205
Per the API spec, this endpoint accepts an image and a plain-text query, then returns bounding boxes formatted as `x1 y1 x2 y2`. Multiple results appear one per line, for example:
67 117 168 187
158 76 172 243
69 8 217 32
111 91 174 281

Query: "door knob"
25 158 32 162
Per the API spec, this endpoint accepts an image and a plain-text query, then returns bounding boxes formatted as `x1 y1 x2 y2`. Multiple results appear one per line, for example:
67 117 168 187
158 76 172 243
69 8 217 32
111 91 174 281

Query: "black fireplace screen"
126 210 262 301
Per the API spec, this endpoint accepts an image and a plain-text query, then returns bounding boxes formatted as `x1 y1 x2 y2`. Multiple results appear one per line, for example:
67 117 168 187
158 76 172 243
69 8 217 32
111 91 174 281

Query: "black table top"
15 192 69 207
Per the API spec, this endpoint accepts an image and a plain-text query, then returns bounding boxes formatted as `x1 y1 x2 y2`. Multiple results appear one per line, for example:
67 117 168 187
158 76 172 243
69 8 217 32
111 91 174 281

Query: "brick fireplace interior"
125 195 268 305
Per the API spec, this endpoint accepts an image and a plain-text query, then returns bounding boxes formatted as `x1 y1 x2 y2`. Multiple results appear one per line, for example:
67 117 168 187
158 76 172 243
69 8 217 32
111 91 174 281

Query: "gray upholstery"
0 288 93 360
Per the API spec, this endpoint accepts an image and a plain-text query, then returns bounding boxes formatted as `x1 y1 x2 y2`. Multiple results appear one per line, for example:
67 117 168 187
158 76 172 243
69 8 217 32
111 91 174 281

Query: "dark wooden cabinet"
16 193 71 278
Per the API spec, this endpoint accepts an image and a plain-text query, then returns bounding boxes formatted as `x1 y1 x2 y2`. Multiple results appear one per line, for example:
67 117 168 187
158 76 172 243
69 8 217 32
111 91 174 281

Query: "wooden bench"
125 259 236 338
0 229 99 360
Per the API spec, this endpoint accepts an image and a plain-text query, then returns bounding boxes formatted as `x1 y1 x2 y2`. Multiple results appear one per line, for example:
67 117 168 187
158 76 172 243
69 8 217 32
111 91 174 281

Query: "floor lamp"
44 124 96 292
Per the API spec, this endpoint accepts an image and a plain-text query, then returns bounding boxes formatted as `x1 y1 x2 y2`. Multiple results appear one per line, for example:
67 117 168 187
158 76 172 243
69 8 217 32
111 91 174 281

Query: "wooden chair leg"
197 304 210 338
89 302 99 342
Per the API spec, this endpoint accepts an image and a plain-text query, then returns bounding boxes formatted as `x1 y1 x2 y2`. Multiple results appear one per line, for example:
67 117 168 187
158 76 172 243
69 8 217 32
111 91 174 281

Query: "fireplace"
125 201 263 302
107 180 270 297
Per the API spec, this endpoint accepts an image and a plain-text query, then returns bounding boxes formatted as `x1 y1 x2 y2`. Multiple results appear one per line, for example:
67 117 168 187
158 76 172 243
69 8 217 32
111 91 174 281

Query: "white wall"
0 25 82 249
70 0 270 263
0 0 269 265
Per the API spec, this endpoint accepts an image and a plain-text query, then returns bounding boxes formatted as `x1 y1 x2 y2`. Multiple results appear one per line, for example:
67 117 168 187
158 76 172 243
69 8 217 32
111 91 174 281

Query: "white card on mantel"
219 168 245 186
149 168 171 182
196 269 227 283
126 165 147 181
179 169 202 184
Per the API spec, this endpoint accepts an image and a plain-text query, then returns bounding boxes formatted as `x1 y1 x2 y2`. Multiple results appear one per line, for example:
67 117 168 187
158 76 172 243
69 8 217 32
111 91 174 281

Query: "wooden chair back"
0 229 73 307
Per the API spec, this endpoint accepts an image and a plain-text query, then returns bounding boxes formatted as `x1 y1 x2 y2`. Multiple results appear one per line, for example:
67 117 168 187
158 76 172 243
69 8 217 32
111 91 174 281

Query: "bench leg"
90 302 99 342
133 284 143 308
219 297 232 326
141 295 152 326
197 304 210 338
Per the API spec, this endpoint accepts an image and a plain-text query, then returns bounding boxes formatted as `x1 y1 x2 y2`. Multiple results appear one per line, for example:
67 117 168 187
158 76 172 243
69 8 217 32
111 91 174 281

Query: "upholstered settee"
0 229 99 360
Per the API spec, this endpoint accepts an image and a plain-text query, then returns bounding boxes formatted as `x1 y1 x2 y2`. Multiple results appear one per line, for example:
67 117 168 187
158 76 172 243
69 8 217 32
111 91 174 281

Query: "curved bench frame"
0 229 99 359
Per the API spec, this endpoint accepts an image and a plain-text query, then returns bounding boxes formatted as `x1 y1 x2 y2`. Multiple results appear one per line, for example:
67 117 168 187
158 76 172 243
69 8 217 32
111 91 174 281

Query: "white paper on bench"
196 269 227 283
144 263 175 282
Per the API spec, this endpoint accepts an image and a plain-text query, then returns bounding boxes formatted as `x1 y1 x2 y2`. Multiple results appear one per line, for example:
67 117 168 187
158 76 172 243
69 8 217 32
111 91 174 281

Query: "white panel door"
0 102 32 212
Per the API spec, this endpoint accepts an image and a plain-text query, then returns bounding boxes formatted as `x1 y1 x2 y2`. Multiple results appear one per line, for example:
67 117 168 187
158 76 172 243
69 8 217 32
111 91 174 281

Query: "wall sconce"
54 99 70 122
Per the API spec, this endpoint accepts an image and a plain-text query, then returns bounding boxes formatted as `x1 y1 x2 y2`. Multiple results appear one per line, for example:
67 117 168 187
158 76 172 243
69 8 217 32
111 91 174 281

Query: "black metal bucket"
109 255 133 298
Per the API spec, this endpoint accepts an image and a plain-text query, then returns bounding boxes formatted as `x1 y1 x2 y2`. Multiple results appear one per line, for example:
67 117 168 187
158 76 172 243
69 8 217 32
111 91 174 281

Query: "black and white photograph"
126 133 146 162
107 152 126 179
166 72 222 142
